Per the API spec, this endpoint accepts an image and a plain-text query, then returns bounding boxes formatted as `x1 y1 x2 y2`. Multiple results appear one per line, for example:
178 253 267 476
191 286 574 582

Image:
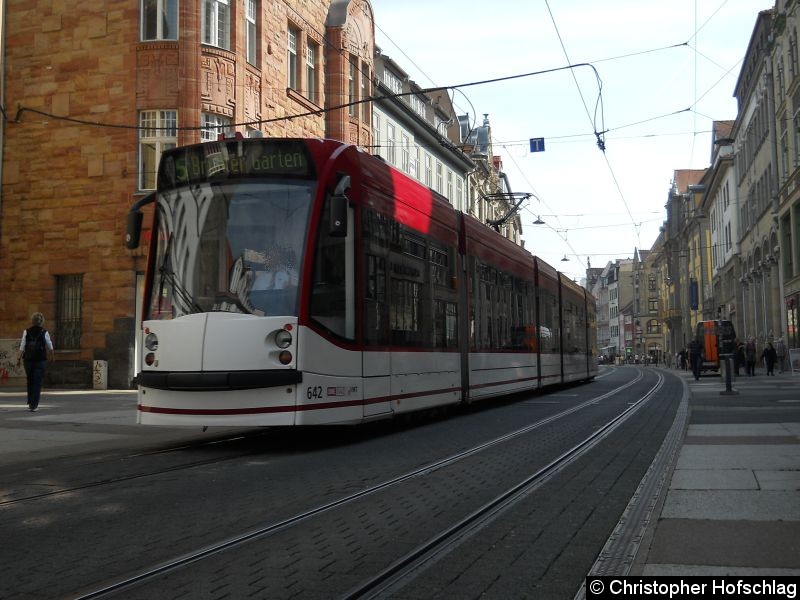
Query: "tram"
125 136 597 426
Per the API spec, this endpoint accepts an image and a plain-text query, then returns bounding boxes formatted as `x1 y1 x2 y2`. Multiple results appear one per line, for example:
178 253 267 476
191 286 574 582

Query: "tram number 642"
306 386 324 400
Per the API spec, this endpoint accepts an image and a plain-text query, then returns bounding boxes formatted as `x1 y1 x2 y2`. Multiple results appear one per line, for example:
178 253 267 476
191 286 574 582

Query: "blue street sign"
529 138 545 152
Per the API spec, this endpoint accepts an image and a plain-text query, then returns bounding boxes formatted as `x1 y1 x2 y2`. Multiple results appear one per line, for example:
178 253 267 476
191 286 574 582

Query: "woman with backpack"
16 312 54 411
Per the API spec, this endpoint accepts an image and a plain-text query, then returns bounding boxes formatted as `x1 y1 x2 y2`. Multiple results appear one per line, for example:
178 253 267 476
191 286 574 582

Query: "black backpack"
24 328 47 361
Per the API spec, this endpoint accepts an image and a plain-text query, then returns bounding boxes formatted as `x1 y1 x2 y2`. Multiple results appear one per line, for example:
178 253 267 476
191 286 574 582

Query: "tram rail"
71 369 663 600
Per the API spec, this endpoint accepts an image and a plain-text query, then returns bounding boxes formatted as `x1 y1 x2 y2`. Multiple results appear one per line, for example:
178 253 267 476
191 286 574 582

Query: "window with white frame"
372 113 381 154
383 69 402 95
305 42 318 103
246 0 257 65
456 178 463 210
424 154 432 188
287 26 299 90
401 134 410 173
436 161 443 194
446 171 453 201
201 113 232 142
386 123 396 164
139 110 177 190
141 0 178 41
202 0 230 50
410 94 425 118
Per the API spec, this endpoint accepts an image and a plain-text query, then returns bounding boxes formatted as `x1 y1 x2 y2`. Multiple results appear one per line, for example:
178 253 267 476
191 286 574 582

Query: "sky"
369 0 771 283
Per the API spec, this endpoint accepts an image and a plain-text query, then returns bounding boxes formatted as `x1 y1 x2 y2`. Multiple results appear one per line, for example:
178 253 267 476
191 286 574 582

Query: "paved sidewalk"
638 368 800 575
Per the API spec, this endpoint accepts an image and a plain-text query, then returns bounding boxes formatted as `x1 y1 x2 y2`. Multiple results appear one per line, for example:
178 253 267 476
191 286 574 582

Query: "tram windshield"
146 179 314 319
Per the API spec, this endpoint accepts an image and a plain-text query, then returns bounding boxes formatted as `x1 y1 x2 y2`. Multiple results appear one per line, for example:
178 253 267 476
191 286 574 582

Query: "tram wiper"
157 234 203 315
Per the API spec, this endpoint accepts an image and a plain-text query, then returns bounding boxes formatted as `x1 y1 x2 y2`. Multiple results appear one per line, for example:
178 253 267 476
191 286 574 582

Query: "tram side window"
363 208 391 345
563 300 585 354
310 196 351 339
431 242 458 348
474 261 524 351
388 229 429 347
539 287 559 354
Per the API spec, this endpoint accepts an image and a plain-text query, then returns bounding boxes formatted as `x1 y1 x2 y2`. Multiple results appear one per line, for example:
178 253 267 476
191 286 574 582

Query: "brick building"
0 0 375 387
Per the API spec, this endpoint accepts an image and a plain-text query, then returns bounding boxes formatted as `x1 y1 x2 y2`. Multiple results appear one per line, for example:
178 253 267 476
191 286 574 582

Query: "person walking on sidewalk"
16 312 55 411
688 337 703 381
761 342 778 376
745 338 757 376
776 337 787 374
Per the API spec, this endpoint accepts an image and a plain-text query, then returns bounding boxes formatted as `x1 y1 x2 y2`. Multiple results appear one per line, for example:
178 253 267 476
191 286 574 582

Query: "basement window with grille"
56 274 83 350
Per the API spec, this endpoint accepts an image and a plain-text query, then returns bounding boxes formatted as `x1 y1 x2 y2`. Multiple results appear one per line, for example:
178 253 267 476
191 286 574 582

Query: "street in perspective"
0 365 798 599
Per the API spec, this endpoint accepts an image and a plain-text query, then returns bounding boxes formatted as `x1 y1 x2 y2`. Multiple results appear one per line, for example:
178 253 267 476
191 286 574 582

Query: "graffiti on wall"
0 339 24 383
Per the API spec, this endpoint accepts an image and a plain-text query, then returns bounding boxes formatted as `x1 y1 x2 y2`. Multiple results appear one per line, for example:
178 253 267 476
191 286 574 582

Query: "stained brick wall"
0 0 374 388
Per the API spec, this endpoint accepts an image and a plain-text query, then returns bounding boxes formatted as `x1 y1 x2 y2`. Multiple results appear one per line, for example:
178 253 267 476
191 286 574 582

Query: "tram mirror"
125 211 144 249
330 175 351 237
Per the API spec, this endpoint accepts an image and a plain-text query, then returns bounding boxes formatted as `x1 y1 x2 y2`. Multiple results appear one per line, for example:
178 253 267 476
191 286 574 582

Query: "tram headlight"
275 329 292 349
144 332 159 351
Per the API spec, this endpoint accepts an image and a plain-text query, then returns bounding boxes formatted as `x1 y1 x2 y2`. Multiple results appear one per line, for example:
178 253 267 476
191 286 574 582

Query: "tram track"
2 371 632 509
346 371 665 599
70 368 664 600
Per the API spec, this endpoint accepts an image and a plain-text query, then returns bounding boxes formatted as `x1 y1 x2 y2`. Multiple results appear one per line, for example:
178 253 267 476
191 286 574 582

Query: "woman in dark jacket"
761 342 778 376
16 312 55 411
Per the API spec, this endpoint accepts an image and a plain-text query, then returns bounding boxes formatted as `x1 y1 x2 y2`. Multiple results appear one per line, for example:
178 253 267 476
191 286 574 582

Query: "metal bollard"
720 354 738 396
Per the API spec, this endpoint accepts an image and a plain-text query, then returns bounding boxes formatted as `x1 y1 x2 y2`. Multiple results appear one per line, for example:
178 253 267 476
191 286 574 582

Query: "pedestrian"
16 312 54 412
776 337 787 374
679 348 688 371
688 337 703 381
761 342 778 376
735 341 745 376
745 338 757 376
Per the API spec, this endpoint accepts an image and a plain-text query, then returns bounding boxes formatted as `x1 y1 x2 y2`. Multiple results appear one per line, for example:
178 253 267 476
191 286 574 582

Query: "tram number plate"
306 386 323 400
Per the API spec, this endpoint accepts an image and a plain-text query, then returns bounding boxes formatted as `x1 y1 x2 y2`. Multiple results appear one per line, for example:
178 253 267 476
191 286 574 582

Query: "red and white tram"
125 137 597 426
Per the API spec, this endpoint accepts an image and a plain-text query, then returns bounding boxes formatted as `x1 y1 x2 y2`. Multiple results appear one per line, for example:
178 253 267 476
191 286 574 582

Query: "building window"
201 113 232 142
245 0 257 65
401 134 410 173
386 123 396 164
348 55 358 117
425 154 432 188
372 112 381 154
202 0 230 50
447 171 453 200
456 178 464 210
287 26 299 90
794 110 800 167
56 274 83 350
141 0 178 41
436 161 443 194
361 62 370 121
648 299 658 312
306 42 318 104
383 69 402 95
139 110 177 190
